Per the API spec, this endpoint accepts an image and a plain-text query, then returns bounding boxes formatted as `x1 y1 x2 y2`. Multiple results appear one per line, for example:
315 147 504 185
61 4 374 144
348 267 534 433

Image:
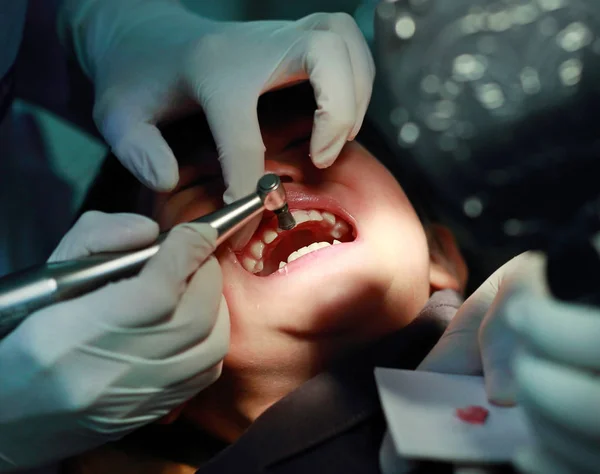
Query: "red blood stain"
455 405 489 425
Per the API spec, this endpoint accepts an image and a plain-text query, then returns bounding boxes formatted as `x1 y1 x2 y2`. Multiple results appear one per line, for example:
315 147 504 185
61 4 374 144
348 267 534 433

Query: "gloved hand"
381 251 600 474
417 252 547 403
418 253 600 473
0 211 229 470
58 0 374 245
504 279 600 473
380 252 546 474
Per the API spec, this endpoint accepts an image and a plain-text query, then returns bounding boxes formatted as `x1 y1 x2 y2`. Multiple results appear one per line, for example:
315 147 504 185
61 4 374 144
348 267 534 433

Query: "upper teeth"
279 239 341 268
263 230 278 244
240 208 351 274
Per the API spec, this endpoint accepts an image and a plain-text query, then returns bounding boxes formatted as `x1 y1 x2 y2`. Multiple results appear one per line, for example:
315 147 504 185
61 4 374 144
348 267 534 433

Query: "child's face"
152 113 464 421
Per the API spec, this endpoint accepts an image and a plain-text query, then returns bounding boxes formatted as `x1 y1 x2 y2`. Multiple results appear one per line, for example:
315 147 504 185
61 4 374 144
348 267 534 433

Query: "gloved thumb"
94 91 180 192
478 285 520 406
111 123 180 192
49 211 159 262
479 252 548 406
416 276 499 375
199 90 266 250
417 254 528 405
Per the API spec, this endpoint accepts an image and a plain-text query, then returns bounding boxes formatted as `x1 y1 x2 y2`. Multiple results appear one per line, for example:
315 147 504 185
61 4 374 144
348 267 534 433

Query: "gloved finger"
514 348 600 440
94 93 180 191
479 312 518 405
478 280 524 406
86 256 224 360
416 305 483 375
514 444 575 474
49 211 159 262
418 253 543 404
140 222 217 296
379 429 416 474
478 252 548 404
79 385 164 431
111 123 180 192
506 294 600 371
417 253 527 373
81 359 218 434
416 275 498 373
296 12 375 139
118 363 223 424
115 294 229 388
519 404 600 474
38 223 219 343
196 85 265 250
296 29 357 168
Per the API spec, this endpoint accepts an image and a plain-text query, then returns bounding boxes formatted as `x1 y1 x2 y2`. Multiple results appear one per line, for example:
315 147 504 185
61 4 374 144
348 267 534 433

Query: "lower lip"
257 239 360 279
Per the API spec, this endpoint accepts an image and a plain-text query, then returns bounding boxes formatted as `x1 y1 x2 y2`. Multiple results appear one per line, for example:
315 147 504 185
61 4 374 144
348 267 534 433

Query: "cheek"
155 188 223 230
336 145 433 322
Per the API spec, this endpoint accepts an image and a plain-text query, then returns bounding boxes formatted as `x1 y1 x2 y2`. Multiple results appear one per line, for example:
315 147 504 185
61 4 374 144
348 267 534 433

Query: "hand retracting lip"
0 174 296 340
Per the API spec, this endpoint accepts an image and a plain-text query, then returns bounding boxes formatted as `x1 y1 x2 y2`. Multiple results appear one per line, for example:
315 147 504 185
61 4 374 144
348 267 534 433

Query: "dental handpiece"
0 174 296 340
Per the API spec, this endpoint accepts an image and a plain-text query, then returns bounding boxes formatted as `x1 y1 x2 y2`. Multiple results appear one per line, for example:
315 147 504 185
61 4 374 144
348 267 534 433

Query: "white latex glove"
379 252 546 474
0 211 229 470
417 252 547 403
503 280 600 473
59 0 374 245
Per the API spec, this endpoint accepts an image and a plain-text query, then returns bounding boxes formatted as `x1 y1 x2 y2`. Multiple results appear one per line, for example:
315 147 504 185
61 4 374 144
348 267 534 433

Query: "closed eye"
176 173 223 194
284 135 311 151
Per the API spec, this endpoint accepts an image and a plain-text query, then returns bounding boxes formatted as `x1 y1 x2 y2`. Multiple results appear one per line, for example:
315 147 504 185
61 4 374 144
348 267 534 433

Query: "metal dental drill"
0 174 296 340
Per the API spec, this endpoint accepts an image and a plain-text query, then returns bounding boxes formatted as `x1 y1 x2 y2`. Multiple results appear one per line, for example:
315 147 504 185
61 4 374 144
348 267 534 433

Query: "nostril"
279 175 294 184
264 160 302 183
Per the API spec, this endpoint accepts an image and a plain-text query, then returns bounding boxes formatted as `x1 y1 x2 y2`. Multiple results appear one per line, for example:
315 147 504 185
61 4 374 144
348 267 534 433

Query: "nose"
264 160 304 184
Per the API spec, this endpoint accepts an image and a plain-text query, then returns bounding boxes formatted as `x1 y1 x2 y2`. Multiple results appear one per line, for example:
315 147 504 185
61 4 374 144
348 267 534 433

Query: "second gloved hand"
417 252 548 404
59 0 374 207
379 252 546 474
0 211 229 470
504 287 600 473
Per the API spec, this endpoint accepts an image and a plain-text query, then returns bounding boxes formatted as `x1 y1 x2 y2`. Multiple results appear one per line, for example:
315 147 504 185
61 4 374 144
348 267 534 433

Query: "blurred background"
0 0 380 275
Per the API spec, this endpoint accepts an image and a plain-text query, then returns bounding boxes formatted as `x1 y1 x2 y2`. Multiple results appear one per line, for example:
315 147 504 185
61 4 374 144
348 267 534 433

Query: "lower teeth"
278 239 341 269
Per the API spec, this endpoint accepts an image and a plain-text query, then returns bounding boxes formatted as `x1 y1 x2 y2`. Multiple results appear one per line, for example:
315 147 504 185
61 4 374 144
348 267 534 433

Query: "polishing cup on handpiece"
257 174 296 231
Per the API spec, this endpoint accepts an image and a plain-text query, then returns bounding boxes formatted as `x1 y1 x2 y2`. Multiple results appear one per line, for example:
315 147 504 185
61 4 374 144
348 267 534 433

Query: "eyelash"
285 136 311 151
178 175 222 193
177 137 309 192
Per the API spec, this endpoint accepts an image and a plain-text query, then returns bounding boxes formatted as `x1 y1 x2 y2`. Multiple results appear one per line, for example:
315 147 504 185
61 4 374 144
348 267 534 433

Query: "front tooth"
292 210 310 225
288 241 331 263
242 257 257 273
331 221 350 239
308 210 323 222
279 261 287 269
333 239 341 245
263 230 278 244
321 211 336 226
287 250 301 263
250 240 265 259
307 242 321 251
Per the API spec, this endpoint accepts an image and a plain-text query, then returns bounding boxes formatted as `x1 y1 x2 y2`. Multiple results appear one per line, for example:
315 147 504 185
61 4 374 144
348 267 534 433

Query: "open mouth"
238 208 357 276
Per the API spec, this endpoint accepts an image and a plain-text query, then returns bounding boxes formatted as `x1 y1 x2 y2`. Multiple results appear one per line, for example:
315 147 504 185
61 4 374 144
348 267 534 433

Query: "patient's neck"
181 323 385 442
182 366 313 442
